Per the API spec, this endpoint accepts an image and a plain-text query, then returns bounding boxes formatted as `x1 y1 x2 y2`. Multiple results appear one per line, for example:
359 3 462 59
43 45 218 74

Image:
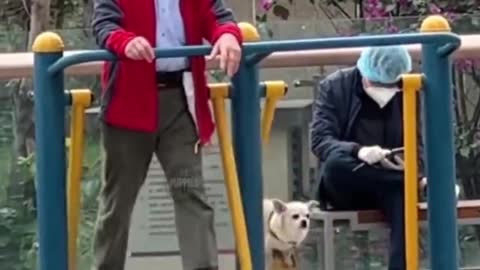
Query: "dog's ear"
272 199 287 213
306 200 320 211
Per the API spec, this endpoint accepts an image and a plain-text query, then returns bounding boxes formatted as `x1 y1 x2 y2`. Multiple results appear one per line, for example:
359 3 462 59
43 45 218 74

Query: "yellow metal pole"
67 89 93 270
261 81 287 144
401 74 422 270
209 83 252 270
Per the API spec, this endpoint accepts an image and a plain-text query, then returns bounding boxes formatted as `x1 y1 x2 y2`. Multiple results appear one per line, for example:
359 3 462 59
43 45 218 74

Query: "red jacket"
92 0 242 144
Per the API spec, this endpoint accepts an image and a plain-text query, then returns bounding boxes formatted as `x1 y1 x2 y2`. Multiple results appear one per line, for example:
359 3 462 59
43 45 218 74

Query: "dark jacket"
309 67 425 202
92 0 242 144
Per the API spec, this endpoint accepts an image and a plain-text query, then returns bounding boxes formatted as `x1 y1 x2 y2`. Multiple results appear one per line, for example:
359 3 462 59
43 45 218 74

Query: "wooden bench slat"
354 200 480 224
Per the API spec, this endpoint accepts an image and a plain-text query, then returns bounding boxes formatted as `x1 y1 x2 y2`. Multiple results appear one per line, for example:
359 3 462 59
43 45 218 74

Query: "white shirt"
155 0 188 71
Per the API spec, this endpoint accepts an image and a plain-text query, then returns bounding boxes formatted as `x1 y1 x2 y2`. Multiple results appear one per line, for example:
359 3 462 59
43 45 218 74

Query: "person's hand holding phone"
357 145 391 165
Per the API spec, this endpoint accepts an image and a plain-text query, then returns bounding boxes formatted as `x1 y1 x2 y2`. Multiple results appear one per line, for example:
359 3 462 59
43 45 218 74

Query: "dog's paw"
271 249 283 260
280 258 291 268
280 253 296 268
288 253 297 268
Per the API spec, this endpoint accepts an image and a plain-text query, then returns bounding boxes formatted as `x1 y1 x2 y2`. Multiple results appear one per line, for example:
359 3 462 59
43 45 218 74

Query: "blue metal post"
421 17 459 270
32 32 68 270
229 23 264 270
231 60 264 270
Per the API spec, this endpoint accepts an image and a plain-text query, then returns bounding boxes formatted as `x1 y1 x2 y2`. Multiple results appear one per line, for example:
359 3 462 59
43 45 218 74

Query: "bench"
308 200 480 270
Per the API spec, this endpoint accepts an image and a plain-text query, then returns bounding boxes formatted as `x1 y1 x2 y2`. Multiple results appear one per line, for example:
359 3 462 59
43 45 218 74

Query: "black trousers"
321 152 406 270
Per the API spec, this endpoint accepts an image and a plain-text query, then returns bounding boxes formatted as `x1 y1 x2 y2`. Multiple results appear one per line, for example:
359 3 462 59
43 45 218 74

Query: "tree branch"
316 2 343 33
328 0 353 20
456 69 468 128
468 69 480 131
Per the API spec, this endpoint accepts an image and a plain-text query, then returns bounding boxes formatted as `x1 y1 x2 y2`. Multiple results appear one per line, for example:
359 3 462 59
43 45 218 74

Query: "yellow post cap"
71 89 94 107
401 74 423 92
420 15 451 32
265 80 288 98
32 31 64 53
209 83 230 99
238 22 260 42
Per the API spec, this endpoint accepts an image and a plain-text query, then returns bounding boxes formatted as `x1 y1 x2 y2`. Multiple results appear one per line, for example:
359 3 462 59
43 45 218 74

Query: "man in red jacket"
91 0 242 269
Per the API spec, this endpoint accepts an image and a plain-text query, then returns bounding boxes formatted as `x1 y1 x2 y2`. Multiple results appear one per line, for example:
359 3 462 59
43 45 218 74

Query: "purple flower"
444 12 459 22
397 0 410 8
363 0 388 19
338 27 357 37
428 3 441 14
454 59 480 73
386 23 399 33
260 0 273 11
454 60 466 72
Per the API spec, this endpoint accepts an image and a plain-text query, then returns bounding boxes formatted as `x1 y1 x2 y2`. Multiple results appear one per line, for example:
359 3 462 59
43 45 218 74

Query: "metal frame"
311 209 480 270
32 15 460 270
7 35 480 79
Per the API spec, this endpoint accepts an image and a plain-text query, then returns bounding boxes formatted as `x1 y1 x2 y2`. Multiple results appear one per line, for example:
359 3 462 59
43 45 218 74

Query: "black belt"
156 70 187 88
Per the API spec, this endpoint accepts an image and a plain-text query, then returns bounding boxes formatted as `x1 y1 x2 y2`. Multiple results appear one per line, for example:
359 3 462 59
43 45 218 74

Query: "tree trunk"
15 0 51 156
9 0 51 199
52 0 65 29
83 0 94 38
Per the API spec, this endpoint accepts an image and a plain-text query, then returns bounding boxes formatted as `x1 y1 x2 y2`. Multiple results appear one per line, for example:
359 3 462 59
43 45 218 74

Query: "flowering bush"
258 0 478 32
256 0 480 79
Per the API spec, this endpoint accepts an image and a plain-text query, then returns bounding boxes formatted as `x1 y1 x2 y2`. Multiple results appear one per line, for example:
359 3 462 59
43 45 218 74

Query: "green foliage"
0 154 37 270
456 129 480 159
0 0 100 268
77 141 102 269
0 0 89 32
209 70 228 83
0 138 101 270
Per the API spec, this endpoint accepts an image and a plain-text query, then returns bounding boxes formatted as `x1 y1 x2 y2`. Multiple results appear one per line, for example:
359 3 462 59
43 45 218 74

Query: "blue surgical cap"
356 45 412 84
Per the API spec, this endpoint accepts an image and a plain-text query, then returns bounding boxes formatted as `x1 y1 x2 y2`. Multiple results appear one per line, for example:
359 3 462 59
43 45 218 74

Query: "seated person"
309 45 459 270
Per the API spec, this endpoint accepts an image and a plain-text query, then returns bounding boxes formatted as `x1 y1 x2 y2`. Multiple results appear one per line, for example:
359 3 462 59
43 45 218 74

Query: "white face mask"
364 86 400 108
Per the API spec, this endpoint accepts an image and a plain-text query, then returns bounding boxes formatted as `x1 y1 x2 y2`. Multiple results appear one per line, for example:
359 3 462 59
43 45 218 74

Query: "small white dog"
263 198 319 270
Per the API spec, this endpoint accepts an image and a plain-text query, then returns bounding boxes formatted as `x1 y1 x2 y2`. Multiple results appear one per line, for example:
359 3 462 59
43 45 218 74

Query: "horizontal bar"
241 82 288 98
3 34 477 79
28 90 72 105
243 33 459 55
48 32 459 75
437 42 460 56
49 46 211 74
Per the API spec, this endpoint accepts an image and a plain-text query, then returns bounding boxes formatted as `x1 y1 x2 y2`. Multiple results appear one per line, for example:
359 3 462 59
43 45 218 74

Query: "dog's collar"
267 211 297 247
